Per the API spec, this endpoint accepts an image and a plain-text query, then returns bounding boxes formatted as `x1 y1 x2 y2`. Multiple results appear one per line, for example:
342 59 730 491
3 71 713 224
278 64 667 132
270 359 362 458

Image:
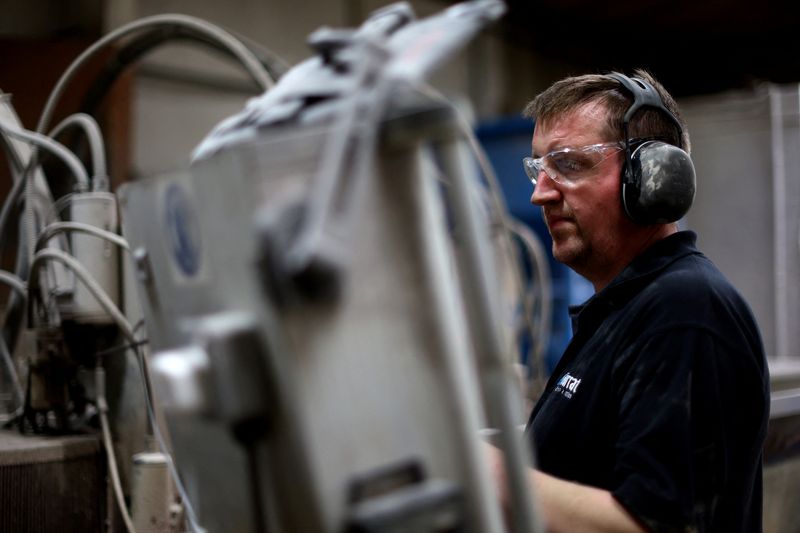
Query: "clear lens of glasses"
523 142 623 186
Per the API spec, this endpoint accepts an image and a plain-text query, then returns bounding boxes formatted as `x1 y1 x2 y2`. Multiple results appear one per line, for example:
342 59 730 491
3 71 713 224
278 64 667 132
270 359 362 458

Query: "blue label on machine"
164 182 202 278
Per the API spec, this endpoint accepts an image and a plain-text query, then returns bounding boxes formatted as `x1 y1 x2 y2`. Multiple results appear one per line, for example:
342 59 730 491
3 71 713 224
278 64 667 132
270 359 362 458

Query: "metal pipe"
769 86 789 358
434 128 543 533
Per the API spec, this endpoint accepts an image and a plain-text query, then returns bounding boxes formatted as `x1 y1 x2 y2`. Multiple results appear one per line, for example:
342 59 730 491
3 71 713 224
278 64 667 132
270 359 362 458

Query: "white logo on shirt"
555 372 582 399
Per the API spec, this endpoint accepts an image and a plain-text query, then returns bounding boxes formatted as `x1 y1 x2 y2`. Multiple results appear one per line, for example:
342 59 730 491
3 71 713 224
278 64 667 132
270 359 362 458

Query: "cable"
0 121 23 174
0 270 25 407
507 220 551 394
96 365 137 533
136 347 205 533
77 26 286 125
35 221 130 253
36 14 275 137
46 193 76 226
0 269 27 298
95 339 149 359
28 249 135 342
122 317 205 532
0 158 33 368
433 85 552 388
26 249 136 531
0 145 26 252
424 153 549 386
0 97 59 366
0 119 90 191
7 29 276 525
0 157 26 248
33 222 128 308
458 119 554 402
48 113 108 190
410 83 547 533
27 248 204 532
455 114 546 361
0 329 24 419
225 30 290 81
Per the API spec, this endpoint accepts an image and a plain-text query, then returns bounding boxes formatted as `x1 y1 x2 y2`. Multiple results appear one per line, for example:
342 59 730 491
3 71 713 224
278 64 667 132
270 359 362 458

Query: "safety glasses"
522 141 625 187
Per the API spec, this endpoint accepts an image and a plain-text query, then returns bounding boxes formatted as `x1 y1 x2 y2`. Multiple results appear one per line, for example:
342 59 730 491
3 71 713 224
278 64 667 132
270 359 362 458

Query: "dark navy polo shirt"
525 231 769 532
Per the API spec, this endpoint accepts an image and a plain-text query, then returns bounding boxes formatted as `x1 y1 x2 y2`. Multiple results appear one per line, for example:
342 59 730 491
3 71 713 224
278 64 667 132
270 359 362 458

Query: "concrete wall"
682 84 800 361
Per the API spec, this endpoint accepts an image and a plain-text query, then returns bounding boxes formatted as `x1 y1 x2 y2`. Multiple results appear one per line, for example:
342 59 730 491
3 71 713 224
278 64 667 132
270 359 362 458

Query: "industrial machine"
1 1 548 532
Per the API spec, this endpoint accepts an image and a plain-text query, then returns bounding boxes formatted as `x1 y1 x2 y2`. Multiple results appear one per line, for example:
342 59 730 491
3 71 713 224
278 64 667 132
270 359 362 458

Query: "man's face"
530 101 634 283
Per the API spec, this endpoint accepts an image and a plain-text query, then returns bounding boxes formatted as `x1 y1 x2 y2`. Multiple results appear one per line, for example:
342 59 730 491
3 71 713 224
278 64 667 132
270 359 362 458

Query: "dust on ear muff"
607 72 696 225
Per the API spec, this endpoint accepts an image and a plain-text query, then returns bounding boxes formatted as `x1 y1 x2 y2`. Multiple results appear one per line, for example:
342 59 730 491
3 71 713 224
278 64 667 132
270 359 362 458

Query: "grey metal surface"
116 3 537 531
120 118 509 532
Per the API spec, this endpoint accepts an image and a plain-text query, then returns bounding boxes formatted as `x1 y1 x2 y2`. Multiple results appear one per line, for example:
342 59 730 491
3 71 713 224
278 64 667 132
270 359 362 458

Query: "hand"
481 441 646 532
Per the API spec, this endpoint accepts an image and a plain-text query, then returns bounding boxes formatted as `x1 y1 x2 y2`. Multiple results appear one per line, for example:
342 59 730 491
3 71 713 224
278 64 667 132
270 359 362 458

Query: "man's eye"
551 154 589 175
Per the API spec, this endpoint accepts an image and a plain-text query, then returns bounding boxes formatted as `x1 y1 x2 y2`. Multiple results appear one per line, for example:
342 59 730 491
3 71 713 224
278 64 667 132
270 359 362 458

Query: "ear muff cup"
622 141 696 225
608 72 695 225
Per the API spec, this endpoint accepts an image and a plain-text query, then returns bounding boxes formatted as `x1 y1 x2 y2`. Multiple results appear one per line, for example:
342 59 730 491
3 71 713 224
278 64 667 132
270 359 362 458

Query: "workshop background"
2 0 800 531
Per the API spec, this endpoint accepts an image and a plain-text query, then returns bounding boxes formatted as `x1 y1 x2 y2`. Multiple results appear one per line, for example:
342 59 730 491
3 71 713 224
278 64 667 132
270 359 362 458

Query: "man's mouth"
545 214 572 229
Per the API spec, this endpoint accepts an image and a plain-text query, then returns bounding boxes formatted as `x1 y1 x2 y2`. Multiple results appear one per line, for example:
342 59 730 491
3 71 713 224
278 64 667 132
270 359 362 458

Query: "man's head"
524 69 689 153
524 70 690 290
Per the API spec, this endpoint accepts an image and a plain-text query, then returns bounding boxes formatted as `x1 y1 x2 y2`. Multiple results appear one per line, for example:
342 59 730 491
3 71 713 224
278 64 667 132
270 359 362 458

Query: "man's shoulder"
617 249 762 349
614 231 740 309
643 250 741 308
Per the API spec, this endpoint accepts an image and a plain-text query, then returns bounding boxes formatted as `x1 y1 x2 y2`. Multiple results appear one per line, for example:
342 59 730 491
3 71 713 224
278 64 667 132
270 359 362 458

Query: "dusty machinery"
1 2 549 532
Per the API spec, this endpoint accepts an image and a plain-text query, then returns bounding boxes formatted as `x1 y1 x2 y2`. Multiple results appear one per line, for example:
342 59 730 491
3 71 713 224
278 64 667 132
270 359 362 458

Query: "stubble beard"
549 224 592 274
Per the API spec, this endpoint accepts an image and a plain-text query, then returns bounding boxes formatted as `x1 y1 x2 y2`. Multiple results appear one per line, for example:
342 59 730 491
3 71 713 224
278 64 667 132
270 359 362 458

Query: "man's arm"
483 443 647 533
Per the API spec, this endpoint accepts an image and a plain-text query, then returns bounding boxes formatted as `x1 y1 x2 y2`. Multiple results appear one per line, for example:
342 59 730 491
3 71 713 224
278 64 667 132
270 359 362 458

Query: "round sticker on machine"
164 182 202 278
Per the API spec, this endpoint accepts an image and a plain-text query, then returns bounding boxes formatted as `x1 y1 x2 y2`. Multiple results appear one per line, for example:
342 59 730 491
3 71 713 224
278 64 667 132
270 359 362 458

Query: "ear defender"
607 72 696 225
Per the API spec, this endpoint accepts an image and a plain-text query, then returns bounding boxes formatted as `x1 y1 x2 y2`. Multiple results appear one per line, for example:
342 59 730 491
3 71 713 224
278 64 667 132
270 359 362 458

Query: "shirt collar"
569 231 701 324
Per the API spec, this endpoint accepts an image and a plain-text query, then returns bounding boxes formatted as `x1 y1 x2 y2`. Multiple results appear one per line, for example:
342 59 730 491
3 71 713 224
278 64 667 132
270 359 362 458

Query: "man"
487 71 769 532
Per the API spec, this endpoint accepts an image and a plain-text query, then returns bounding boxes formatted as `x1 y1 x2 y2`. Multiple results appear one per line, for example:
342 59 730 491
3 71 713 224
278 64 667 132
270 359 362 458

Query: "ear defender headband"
607 72 696 225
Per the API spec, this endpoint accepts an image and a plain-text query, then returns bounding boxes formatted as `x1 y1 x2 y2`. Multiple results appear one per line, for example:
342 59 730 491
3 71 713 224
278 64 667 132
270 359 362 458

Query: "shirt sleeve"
610 326 723 533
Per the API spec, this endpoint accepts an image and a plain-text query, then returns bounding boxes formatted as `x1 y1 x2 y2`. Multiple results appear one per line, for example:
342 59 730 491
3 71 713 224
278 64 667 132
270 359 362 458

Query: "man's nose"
531 171 560 206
